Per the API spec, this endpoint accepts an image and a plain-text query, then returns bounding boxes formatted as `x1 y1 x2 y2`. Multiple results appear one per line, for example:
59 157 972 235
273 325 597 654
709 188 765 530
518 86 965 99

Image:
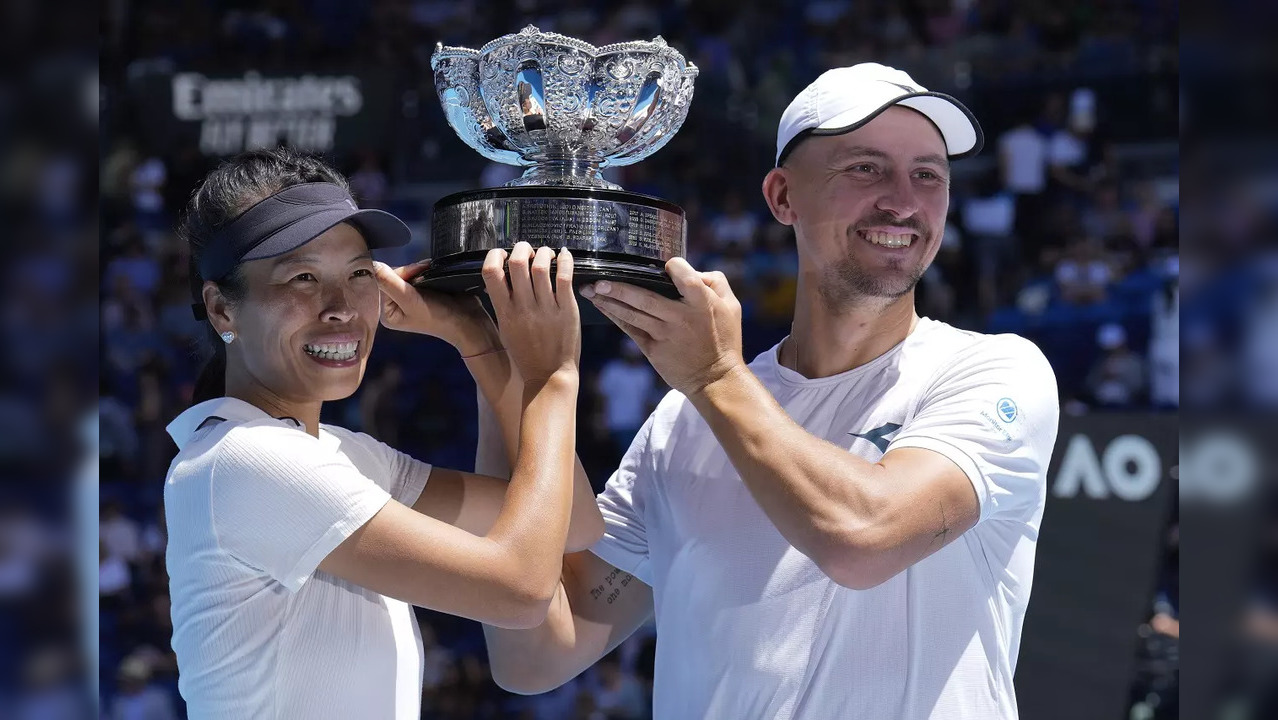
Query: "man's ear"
762 168 796 227
201 281 235 335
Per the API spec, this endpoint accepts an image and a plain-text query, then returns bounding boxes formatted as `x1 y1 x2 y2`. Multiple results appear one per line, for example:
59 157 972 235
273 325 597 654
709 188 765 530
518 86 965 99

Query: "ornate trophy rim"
429 24 700 187
431 25 700 78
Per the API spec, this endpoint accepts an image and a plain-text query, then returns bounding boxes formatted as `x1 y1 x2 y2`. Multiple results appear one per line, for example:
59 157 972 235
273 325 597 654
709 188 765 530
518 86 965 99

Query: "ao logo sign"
1053 430 1258 503
1052 433 1164 501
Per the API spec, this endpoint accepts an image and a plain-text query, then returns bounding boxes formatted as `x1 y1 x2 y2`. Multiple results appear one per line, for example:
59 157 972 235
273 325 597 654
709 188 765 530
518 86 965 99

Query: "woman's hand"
374 260 501 356
481 242 580 384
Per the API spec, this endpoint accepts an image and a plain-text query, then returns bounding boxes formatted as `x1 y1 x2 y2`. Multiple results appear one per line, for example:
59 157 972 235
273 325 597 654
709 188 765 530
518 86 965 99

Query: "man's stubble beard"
816 238 929 311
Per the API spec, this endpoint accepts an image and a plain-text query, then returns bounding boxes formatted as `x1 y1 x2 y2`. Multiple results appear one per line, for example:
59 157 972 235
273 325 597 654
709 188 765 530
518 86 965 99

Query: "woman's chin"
315 370 367 403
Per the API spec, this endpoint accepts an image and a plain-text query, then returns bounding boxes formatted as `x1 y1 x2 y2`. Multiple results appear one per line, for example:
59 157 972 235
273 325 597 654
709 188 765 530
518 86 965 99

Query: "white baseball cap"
775 63 983 166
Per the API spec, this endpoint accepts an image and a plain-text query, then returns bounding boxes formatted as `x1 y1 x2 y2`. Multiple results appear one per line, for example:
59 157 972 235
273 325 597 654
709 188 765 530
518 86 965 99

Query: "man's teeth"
304 342 358 361
862 231 914 248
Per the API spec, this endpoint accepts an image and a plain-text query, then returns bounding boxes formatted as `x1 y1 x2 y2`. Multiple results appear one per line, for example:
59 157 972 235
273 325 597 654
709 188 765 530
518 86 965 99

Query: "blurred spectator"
1047 88 1101 202
130 594 180 679
99 386 141 476
710 191 759 251
104 303 164 380
0 505 47 600
15 647 84 720
155 278 203 351
1181 324 1234 408
1148 278 1179 409
960 170 1017 317
105 237 163 301
523 676 586 720
129 155 169 238
1086 323 1146 408
704 240 753 301
100 502 140 565
1129 521 1178 720
37 153 83 231
1242 264 1278 407
1081 182 1128 241
748 225 799 328
596 339 658 457
110 654 178 720
1151 522 1179 638
588 650 646 720
420 622 456 698
139 507 167 563
997 106 1049 245
1126 182 1163 247
99 542 132 601
102 141 141 208
917 222 961 323
1054 238 1114 305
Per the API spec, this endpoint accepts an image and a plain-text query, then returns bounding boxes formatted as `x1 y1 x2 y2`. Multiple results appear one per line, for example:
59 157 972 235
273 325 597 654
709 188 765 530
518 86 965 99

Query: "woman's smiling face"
223 222 381 404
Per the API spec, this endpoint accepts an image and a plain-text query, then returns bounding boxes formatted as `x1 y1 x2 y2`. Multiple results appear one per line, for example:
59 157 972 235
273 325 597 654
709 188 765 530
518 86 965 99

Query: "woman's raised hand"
481 242 580 384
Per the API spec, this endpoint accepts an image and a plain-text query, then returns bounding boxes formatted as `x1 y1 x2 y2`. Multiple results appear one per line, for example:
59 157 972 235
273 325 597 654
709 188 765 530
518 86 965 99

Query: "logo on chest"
847 422 902 453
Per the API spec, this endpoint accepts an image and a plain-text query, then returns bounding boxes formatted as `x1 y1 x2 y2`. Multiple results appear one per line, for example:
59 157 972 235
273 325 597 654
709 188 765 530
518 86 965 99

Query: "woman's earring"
220 331 236 344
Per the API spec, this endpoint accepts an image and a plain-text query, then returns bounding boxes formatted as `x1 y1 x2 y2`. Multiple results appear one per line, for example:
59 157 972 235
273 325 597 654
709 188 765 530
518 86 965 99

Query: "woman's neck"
225 381 322 437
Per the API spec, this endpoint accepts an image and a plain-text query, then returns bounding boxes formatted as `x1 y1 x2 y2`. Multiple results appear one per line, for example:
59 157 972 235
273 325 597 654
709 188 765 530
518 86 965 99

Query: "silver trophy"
412 25 698 297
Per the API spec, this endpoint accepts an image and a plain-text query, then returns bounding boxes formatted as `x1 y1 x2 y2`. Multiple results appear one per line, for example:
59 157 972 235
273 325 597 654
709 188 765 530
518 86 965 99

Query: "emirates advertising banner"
129 69 394 157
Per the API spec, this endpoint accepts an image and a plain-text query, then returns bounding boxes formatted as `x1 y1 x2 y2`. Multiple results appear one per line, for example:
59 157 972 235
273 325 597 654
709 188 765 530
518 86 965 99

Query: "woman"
164 147 601 718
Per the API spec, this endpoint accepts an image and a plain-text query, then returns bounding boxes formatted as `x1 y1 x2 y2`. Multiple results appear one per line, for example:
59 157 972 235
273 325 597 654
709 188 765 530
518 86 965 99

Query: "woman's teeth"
862 231 914 248
304 342 358 361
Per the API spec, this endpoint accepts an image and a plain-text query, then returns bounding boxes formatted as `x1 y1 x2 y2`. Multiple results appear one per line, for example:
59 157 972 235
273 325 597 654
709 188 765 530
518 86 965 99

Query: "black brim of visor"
776 91 985 167
239 207 413 262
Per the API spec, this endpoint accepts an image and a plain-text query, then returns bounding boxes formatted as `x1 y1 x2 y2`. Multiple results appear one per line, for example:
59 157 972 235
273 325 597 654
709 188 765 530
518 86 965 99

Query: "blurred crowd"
89 0 1187 718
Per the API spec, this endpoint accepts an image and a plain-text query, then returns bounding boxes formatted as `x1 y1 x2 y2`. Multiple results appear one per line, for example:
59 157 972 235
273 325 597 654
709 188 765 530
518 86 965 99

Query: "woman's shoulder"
318 423 392 453
220 417 314 450
186 417 326 475
317 424 401 469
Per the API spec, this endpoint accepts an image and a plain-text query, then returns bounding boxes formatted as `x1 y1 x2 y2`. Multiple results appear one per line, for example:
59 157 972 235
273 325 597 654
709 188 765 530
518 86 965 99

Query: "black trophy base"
419 186 687 301
411 249 681 299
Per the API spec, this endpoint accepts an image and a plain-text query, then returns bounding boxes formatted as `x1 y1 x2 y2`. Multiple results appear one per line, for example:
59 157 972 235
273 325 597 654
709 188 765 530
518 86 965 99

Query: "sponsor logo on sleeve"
996 398 1018 423
848 422 902 453
978 398 1017 442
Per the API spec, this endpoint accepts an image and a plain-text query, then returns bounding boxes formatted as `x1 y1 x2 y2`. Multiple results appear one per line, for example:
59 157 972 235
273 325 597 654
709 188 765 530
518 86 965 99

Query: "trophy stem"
506 156 621 190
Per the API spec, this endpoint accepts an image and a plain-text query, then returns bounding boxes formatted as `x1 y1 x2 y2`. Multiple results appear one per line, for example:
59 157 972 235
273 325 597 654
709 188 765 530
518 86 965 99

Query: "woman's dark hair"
181 147 350 404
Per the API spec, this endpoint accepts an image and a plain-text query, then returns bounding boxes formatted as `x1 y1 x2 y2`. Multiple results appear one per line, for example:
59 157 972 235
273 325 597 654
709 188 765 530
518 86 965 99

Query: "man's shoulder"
910 321 1052 376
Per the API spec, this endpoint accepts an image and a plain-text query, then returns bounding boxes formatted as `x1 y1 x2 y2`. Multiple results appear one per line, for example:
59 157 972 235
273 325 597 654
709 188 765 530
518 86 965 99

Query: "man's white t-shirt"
164 397 432 720
592 318 1060 720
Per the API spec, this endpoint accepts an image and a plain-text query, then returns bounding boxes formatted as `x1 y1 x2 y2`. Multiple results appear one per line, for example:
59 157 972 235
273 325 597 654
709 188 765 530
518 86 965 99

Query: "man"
482 63 1060 720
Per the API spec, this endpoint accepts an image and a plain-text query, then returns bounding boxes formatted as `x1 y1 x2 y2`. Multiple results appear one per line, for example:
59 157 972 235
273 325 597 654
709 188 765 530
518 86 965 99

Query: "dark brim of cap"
777 91 984 167
240 207 413 262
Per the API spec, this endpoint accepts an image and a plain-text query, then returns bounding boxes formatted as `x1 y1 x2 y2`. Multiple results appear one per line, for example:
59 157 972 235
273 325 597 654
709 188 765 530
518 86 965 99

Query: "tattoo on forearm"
932 500 951 546
587 568 635 605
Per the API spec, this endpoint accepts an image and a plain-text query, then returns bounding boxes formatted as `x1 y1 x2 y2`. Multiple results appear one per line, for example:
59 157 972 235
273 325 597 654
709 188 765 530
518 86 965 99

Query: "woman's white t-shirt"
164 397 432 719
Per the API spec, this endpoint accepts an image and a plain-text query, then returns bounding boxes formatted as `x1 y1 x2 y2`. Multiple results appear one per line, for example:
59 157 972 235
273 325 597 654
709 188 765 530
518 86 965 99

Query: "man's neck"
781 285 919 379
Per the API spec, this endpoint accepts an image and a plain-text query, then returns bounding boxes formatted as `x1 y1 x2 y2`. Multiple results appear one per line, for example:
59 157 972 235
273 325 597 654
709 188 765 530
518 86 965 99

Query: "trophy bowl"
412 25 698 298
